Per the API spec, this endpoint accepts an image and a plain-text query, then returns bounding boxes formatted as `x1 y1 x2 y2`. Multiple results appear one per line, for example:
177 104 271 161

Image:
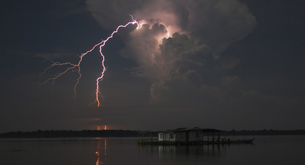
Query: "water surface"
1 136 305 165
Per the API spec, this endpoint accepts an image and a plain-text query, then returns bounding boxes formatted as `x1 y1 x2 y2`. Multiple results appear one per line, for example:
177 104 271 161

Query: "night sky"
1 0 304 133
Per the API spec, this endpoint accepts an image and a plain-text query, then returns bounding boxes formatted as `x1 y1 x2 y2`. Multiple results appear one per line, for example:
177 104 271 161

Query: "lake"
1 135 305 165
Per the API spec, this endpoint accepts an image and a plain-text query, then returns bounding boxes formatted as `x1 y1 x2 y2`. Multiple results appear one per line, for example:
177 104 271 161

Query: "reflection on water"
96 140 101 165
96 151 101 165
105 139 107 156
95 138 107 165
158 144 225 156
1 136 305 165
139 143 229 162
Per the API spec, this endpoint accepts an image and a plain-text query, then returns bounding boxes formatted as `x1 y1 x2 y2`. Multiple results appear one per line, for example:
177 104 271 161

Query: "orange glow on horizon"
104 125 107 130
97 125 100 131
76 118 101 122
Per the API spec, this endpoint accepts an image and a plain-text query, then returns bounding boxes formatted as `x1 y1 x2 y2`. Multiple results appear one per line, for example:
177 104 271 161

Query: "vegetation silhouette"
0 129 304 138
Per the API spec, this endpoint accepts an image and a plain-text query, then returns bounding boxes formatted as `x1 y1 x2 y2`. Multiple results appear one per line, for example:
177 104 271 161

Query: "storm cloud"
1 0 304 132
86 0 256 104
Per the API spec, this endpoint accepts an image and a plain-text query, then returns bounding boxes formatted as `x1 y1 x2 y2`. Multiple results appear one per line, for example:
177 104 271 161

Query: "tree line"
1 129 305 138
0 130 139 138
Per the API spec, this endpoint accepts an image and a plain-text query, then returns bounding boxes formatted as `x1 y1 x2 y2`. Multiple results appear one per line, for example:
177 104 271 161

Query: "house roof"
158 127 223 133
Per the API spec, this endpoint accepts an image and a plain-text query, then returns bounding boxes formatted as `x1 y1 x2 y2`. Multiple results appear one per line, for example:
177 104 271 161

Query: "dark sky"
0 0 304 133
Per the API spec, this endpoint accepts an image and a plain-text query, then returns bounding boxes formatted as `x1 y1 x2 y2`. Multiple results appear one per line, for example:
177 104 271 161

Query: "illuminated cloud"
120 21 169 80
86 0 257 104
86 0 256 53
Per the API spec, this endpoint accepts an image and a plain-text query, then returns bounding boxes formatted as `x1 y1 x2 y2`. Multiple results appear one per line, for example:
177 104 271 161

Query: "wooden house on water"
158 127 224 143
138 127 226 145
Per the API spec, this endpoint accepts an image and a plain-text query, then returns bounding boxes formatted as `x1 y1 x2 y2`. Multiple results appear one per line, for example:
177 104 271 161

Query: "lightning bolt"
41 15 139 107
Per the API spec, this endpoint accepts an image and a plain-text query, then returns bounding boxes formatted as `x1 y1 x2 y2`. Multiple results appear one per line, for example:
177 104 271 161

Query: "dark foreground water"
1 135 305 165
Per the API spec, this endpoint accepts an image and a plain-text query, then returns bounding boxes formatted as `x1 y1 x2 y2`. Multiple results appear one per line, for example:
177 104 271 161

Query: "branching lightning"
41 15 139 107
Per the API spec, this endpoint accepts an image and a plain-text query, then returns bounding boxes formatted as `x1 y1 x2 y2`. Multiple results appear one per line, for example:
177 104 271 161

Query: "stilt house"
158 127 223 142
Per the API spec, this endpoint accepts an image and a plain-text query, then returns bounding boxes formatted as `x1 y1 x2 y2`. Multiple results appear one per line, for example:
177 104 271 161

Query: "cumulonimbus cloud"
86 0 257 104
